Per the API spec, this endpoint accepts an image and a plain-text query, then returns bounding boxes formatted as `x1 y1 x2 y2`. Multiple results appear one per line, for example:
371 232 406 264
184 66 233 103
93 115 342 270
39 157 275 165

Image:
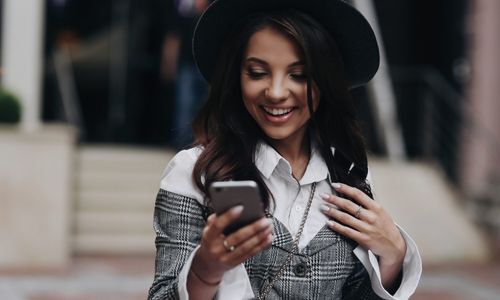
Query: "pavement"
1 255 499 300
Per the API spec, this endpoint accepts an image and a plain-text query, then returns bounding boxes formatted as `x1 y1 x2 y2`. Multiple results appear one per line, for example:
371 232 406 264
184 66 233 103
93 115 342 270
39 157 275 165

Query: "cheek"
241 86 258 118
296 85 319 113
241 79 262 106
297 83 317 103
242 96 253 116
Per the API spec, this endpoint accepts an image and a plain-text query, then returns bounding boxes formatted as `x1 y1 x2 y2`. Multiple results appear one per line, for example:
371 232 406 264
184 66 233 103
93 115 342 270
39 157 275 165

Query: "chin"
261 129 292 141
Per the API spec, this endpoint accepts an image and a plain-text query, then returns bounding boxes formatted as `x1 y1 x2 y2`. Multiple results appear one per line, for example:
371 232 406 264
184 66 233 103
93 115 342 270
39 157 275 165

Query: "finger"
321 204 369 232
205 206 244 239
322 194 377 223
321 193 361 216
207 213 216 224
224 217 272 247
223 226 273 263
241 228 274 260
331 182 374 209
326 219 366 244
202 213 216 237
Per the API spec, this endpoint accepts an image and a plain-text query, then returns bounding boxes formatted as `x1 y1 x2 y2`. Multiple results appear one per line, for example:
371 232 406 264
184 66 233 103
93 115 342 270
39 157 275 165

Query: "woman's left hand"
321 182 406 288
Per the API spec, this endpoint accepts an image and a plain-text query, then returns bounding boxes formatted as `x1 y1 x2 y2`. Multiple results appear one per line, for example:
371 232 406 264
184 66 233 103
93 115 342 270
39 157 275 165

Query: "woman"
149 0 421 299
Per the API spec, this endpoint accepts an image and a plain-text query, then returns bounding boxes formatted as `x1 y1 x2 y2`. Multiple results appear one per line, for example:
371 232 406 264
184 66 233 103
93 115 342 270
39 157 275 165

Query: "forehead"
243 27 303 63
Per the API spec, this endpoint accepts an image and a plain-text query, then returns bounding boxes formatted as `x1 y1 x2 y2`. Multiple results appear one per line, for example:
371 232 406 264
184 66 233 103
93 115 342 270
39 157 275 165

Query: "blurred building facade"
460 0 500 235
0 0 499 270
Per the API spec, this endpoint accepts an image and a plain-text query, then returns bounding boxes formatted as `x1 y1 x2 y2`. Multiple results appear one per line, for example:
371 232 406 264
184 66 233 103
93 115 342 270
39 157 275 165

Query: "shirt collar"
254 141 282 179
254 141 329 185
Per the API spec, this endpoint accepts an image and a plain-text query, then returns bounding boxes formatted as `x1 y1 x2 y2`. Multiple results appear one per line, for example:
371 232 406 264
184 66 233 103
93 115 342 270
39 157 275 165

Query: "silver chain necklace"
258 182 317 300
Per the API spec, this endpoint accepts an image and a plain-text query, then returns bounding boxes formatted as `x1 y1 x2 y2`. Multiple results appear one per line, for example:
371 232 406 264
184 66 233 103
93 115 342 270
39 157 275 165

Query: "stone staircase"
72 146 491 263
73 146 175 255
368 158 491 264
468 176 500 238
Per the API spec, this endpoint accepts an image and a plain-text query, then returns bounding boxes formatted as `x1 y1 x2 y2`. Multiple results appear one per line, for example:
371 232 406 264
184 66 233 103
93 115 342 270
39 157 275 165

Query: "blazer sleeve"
148 148 255 299
148 189 208 300
342 168 421 300
342 225 421 300
342 258 385 300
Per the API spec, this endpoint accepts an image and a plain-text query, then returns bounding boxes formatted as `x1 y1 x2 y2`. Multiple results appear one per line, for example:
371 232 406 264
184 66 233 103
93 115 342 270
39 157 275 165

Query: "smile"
262 106 294 116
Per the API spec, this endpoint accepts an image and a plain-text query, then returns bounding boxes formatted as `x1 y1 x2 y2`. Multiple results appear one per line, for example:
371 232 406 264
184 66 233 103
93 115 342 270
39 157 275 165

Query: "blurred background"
0 0 499 299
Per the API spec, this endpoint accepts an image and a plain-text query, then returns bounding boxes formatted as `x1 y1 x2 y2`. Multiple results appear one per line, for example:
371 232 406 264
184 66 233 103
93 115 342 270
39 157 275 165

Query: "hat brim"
193 0 379 88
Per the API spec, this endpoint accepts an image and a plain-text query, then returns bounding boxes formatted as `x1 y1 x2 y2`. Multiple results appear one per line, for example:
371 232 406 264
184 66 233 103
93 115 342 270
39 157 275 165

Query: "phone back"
209 181 265 235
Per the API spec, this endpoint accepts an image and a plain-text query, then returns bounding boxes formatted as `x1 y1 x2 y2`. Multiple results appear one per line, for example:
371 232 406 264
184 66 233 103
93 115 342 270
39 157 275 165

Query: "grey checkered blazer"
148 189 385 299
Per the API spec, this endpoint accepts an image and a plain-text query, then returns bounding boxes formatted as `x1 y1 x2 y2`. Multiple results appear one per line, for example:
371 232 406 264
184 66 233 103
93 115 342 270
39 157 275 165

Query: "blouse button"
295 205 302 212
294 262 308 277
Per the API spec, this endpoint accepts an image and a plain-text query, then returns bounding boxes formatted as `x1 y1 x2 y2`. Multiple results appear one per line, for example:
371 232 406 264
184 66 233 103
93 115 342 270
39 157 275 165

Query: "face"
240 27 319 147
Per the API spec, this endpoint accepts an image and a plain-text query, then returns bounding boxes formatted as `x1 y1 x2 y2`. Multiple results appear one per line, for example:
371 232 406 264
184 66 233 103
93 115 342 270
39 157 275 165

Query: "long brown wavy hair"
192 10 373 209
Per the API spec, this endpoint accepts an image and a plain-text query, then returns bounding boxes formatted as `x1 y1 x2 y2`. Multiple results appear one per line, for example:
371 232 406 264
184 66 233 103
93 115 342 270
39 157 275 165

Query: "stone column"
461 0 500 194
0 2 75 269
1 0 45 132
352 0 406 161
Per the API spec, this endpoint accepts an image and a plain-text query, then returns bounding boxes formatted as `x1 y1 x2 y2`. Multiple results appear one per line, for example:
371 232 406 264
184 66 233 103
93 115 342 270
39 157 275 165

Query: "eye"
290 73 307 81
246 69 267 79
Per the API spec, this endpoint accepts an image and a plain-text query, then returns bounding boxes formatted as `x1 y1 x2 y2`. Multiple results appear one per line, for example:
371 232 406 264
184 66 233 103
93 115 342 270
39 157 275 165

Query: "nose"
265 77 289 102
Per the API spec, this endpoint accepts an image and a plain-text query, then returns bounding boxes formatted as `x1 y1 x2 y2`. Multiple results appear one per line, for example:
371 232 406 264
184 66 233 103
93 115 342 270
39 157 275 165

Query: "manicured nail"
331 182 341 189
320 193 330 200
231 205 244 214
320 204 330 212
261 218 273 227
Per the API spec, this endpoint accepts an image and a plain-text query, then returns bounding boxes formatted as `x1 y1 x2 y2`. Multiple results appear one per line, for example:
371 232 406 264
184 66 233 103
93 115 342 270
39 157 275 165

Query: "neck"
269 133 311 180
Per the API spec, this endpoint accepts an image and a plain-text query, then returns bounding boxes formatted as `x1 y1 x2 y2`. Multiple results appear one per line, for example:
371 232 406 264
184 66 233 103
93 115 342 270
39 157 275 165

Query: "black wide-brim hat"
193 0 380 88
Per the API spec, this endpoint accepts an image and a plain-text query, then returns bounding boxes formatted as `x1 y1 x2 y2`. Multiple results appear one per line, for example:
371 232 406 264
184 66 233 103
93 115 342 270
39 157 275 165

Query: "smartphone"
209 180 265 235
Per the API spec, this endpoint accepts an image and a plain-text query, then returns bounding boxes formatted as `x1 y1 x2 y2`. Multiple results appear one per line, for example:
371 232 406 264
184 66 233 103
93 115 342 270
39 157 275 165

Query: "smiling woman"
240 27 319 174
148 1 422 299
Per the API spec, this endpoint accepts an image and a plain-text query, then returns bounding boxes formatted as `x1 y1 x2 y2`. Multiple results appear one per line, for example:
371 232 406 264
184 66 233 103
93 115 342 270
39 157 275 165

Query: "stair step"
76 170 162 192
77 146 175 172
76 191 157 211
72 146 177 255
73 233 155 255
75 211 153 234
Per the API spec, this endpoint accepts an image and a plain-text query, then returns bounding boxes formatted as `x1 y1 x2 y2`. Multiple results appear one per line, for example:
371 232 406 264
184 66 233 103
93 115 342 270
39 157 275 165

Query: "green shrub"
0 88 21 123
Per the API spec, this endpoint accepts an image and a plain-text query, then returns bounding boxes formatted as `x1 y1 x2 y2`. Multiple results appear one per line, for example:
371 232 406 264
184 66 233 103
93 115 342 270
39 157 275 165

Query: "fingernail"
320 204 330 212
331 182 341 189
231 205 244 214
262 218 273 227
320 193 330 200
268 234 274 242
326 220 335 227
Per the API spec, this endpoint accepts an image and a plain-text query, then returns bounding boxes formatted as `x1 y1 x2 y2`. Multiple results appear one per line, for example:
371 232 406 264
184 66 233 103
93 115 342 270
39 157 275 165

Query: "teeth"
263 107 293 116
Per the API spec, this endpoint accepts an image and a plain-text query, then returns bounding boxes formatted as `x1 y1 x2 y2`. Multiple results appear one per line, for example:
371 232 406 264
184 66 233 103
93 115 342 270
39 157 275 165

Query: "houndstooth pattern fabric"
245 219 383 299
148 189 383 299
148 189 210 300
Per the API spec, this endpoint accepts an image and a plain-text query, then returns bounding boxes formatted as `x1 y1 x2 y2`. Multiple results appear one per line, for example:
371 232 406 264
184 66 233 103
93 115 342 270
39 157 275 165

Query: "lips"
260 106 295 123
262 106 294 116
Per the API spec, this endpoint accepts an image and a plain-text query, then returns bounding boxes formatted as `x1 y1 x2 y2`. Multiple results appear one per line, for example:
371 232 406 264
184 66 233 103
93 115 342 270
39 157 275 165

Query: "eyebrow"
244 57 305 67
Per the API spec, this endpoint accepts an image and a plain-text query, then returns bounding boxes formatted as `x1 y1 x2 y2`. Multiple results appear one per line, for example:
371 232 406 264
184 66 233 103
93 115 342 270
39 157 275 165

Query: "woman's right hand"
191 205 274 283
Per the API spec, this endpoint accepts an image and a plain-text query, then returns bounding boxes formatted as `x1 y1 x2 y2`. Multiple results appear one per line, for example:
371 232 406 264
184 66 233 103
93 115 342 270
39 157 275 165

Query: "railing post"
352 0 406 161
420 88 435 158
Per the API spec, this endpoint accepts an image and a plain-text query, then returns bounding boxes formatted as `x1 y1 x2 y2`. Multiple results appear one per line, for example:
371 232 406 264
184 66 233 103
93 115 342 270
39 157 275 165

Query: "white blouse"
159 142 422 300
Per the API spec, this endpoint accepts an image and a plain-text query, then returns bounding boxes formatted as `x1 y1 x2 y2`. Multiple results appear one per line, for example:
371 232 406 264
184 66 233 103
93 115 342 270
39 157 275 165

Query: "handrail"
389 66 499 183
391 66 500 153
